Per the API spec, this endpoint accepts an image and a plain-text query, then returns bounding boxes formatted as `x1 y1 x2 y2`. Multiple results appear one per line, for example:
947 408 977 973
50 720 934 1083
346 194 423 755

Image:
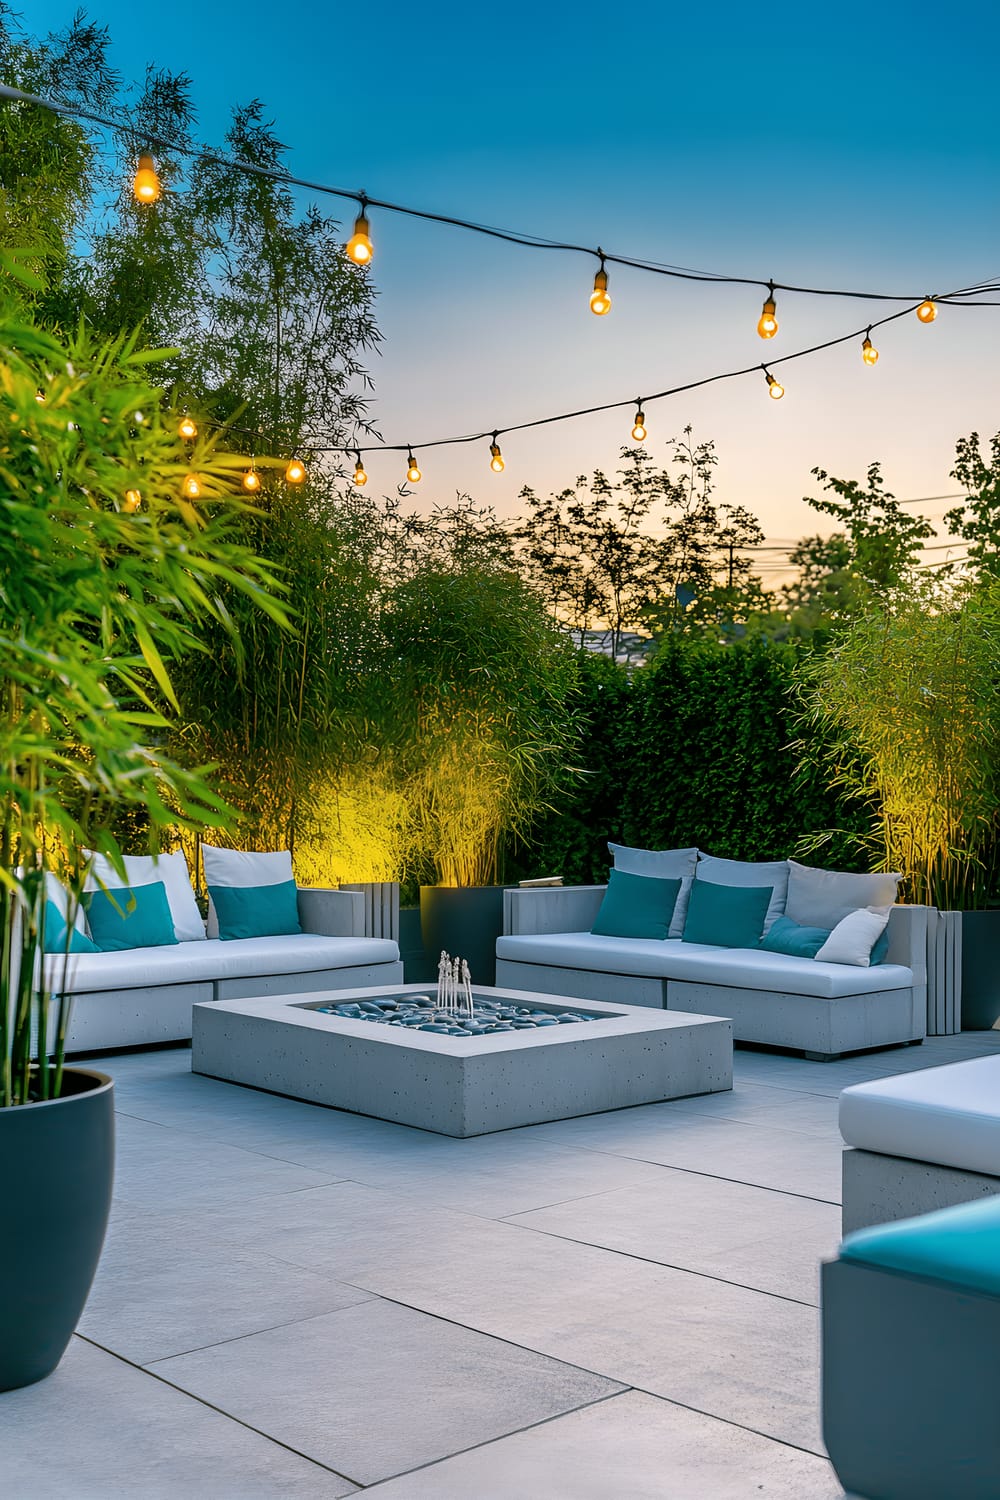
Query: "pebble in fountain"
317 950 593 1037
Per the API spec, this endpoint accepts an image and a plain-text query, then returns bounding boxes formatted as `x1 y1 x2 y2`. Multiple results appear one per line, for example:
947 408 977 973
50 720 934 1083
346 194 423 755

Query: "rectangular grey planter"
192 983 732 1136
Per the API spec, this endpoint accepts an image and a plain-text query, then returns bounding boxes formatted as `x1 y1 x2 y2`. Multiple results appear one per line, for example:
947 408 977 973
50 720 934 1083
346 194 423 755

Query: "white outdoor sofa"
839 1054 1000 1233
47 887 403 1055
495 885 928 1062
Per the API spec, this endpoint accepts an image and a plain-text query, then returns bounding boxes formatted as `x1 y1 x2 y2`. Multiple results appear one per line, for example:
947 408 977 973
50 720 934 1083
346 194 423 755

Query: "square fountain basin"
192 983 733 1136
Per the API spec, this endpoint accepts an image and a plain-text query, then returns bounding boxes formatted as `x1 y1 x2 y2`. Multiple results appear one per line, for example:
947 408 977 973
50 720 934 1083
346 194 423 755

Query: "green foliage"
380 503 580 887
516 432 770 659
519 639 871 883
798 576 1000 908
802 462 933 593
0 298 287 1107
946 430 1000 582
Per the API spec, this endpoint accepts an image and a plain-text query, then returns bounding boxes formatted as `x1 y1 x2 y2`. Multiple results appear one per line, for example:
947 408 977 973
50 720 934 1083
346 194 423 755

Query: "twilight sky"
23 0 1000 570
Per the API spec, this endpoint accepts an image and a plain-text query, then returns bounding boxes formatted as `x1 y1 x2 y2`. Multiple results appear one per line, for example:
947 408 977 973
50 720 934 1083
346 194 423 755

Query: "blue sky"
21 0 1000 564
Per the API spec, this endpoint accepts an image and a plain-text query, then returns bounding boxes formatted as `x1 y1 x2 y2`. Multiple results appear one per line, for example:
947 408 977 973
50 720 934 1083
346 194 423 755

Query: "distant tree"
802 462 933 592
516 431 769 658
946 430 1000 582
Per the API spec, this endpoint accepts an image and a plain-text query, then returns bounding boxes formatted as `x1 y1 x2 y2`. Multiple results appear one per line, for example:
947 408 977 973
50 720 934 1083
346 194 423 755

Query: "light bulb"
241 468 261 493
182 473 201 499
133 153 161 204
406 451 422 483
353 455 368 486
757 290 778 339
489 440 505 473
916 298 937 324
178 415 197 441
765 371 784 400
862 336 879 366
590 265 611 316
346 208 373 265
285 458 307 485
631 407 647 442
123 489 142 513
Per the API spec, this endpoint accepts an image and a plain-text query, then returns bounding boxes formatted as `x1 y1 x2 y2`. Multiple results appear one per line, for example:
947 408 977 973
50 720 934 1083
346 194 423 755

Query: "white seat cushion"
495 931 913 998
839 1056 1000 1176
44 934 399 994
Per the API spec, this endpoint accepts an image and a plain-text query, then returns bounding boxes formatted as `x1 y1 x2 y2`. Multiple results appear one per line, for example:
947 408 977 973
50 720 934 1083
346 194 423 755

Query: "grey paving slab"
519 1105 844 1202
200 1181 829 1454
112 1112 343 1214
78 1212 375 1363
151 1297 623 1486
664 1082 843 1137
362 1390 844 1499
509 1166 842 1303
0 1337 357 1499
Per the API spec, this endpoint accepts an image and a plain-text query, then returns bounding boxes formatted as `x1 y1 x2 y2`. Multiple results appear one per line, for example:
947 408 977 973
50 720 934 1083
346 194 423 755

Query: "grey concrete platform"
191 983 733 1135
3 1029 1000 1497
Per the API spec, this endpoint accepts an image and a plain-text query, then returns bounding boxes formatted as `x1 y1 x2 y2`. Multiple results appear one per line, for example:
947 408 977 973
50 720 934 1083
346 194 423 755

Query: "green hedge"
518 639 872 884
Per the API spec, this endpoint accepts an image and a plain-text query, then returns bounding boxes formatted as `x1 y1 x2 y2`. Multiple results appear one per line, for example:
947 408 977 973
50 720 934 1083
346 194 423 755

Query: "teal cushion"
683 879 774 948
759 914 831 959
83 880 178 951
871 928 890 965
42 899 100 955
841 1196 1000 1298
209 879 302 941
591 869 681 941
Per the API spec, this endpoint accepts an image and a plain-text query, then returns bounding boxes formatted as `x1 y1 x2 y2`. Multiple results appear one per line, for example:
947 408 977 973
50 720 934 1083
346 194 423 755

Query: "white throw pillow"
201 846 295 939
85 850 205 942
696 853 790 936
815 906 891 967
786 860 901 930
609 844 698 938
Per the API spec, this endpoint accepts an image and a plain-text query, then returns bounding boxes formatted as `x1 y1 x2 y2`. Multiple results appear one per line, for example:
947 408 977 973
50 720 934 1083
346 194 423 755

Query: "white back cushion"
85 850 204 942
786 859 901 929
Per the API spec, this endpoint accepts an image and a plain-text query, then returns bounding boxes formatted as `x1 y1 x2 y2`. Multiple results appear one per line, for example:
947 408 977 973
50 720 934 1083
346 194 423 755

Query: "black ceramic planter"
419 885 506 984
0 1067 115 1391
960 909 1000 1031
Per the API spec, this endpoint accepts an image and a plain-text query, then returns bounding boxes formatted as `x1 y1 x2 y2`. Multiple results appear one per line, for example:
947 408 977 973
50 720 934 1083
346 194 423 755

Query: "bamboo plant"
797 574 1000 909
0 297 287 1107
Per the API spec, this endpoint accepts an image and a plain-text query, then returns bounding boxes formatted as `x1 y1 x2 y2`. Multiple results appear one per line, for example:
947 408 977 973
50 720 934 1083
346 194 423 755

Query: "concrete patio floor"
3 1030 999 1499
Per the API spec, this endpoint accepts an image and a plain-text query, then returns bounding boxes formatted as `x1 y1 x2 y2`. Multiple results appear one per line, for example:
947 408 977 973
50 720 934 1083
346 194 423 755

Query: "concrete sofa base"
841 1147 1000 1235
64 961 404 1055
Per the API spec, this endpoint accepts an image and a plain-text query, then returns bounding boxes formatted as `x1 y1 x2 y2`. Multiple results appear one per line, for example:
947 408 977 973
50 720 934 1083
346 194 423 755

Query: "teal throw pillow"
683 879 774 949
758 914 830 959
43 900 100 955
209 879 302 941
871 928 890 965
83 880 178 952
591 869 681 941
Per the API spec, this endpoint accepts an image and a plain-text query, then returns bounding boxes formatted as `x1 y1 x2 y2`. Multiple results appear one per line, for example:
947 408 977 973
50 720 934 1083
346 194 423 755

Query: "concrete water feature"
192 983 733 1136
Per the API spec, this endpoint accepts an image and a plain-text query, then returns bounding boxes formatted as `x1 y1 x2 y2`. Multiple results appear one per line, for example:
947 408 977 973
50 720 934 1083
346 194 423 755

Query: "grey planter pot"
0 1067 115 1391
419 885 506 985
961 909 1000 1031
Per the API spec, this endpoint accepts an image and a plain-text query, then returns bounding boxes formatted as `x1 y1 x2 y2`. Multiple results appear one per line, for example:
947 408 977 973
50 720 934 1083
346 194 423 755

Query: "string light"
123 489 142 512
631 403 647 442
182 474 201 499
763 368 784 400
406 449 422 483
285 457 307 484
132 153 161 204
241 467 261 493
178 415 197 440
590 254 611 316
353 451 367 486
917 298 937 323
862 331 879 366
757 285 778 339
346 200 373 265
489 436 505 472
